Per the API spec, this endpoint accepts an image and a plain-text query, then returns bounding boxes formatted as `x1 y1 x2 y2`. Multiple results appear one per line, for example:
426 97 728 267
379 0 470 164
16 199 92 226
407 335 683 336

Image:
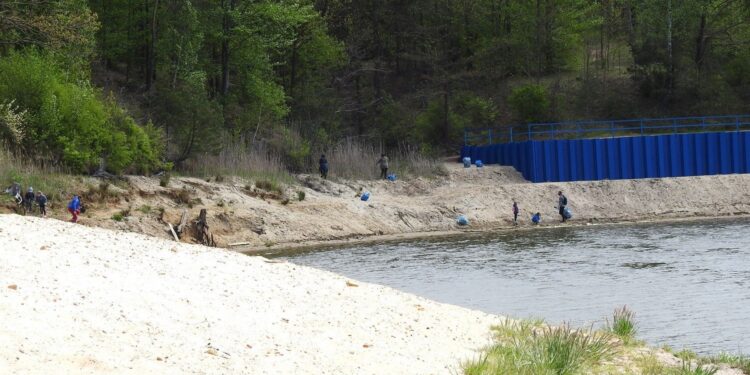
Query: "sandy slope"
0 215 502 374
74 163 750 252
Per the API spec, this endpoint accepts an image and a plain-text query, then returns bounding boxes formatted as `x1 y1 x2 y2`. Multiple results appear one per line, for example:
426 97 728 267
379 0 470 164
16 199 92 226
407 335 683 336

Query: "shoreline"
243 212 750 256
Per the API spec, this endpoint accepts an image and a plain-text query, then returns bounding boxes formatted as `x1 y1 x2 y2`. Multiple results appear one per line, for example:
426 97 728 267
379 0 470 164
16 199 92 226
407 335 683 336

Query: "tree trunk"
694 12 707 71
220 0 234 96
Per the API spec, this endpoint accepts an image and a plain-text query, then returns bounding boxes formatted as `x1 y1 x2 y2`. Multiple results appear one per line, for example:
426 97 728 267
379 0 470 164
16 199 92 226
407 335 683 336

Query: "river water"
280 219 750 354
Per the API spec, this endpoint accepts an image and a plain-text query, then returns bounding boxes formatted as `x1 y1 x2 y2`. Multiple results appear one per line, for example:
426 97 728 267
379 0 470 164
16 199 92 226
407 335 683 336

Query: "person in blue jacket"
531 212 541 224
68 195 81 223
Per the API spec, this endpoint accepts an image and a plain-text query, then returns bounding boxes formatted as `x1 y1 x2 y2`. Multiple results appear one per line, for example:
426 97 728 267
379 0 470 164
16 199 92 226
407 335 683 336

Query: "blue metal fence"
460 130 750 183
464 114 750 146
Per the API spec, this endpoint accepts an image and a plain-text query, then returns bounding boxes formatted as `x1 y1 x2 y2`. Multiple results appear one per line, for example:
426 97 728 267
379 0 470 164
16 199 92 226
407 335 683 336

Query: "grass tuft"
463 320 618 375
607 305 638 345
297 191 305 201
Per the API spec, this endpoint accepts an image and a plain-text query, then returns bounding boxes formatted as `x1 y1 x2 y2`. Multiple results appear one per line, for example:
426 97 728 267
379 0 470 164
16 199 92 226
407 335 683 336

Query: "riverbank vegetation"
3 1 750 179
463 307 746 375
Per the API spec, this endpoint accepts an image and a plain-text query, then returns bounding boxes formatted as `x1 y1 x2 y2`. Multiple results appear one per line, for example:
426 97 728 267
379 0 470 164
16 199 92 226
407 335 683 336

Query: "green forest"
2 0 750 174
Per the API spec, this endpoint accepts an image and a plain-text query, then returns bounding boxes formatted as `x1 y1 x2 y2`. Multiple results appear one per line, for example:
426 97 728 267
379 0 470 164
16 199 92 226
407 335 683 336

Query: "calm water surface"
280 220 750 354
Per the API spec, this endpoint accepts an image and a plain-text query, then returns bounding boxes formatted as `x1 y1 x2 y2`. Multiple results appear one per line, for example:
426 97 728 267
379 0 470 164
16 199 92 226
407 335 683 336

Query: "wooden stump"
195 209 215 247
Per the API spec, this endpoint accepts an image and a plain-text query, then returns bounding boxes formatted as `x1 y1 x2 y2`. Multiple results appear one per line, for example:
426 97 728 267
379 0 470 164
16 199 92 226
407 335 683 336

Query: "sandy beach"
0 215 503 374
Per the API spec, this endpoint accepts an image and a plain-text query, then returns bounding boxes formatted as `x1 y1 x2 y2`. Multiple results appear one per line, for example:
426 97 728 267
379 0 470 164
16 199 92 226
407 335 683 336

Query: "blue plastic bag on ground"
387 174 397 181
360 192 370 201
475 160 483 168
563 207 572 219
457 215 469 226
462 157 471 168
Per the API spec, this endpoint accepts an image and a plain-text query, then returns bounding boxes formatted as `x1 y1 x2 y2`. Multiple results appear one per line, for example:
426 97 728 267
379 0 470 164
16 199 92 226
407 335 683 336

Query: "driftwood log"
195 209 216 247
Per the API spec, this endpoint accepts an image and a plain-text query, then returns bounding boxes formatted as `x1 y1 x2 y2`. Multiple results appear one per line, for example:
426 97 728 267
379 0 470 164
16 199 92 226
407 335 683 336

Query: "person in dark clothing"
512 201 519 225
36 192 48 217
558 191 568 222
319 154 329 179
23 187 35 214
376 154 389 179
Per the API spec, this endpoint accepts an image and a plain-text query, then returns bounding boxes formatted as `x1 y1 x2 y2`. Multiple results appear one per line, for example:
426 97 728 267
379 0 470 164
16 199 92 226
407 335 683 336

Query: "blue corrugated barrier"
459 130 750 183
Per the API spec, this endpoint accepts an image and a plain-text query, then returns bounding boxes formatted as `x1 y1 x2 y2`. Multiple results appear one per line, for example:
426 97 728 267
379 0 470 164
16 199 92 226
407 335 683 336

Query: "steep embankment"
0 215 502 374
92 164 750 252
6 163 750 252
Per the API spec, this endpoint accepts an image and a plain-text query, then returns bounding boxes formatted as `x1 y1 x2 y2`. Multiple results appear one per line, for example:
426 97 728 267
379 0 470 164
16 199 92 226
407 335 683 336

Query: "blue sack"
563 207 572 219
457 215 469 226
462 157 471 168
475 160 483 168
387 174 397 181
360 192 370 201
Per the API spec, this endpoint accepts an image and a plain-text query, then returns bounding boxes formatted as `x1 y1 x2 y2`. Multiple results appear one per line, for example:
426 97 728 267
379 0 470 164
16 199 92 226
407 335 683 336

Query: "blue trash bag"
457 215 469 226
531 213 541 224
360 192 370 201
475 160 484 168
563 207 573 219
387 174 397 181
462 157 472 168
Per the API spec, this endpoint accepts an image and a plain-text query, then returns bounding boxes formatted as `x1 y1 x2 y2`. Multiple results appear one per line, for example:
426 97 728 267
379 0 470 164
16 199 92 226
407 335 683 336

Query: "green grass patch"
255 179 283 195
463 320 618 375
698 352 750 374
607 305 638 345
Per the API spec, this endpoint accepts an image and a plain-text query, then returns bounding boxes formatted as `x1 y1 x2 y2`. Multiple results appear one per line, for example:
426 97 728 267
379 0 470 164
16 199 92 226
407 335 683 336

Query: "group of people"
512 191 570 225
318 153 391 180
6 183 48 217
5 182 83 223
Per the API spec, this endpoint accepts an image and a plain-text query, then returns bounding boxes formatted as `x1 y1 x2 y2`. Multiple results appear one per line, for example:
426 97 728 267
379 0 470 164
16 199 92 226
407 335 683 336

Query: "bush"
255 180 282 194
0 51 164 174
297 191 305 201
508 84 549 123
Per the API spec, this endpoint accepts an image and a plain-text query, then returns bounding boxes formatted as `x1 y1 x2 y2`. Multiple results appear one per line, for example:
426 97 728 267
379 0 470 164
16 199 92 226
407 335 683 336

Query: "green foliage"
607 306 638 345
464 320 617 375
508 85 550 123
416 93 497 147
297 191 305 201
0 51 163 174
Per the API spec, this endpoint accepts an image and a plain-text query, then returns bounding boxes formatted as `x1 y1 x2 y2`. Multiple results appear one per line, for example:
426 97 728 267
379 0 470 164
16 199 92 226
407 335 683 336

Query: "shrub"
297 191 305 201
255 180 282 195
0 51 164 174
508 84 549 123
159 173 171 187
112 213 124 221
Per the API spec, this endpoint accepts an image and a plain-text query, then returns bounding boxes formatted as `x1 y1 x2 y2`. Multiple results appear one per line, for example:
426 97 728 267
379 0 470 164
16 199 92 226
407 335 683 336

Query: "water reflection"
281 219 750 354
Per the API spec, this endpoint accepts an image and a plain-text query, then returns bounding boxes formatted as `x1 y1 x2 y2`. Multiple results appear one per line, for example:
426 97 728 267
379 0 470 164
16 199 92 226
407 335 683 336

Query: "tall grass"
463 320 618 375
318 139 446 180
0 146 73 204
180 143 294 185
607 305 638 345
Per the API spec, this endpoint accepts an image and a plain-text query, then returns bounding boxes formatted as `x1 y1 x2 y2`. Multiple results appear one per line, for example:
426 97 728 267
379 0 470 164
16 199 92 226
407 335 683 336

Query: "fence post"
610 121 615 138
509 127 514 143
488 129 493 145
640 120 644 135
528 125 532 142
672 119 677 133
701 117 706 132
737 116 741 132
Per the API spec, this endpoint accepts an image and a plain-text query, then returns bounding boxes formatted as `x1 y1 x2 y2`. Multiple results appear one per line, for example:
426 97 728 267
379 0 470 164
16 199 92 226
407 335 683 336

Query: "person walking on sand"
512 201 519 225
558 191 568 222
68 194 81 223
319 154 329 179
36 191 48 217
376 153 389 179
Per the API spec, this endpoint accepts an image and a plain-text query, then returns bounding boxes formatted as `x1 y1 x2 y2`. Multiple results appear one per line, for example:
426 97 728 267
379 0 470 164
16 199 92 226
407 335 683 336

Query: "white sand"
0 215 502 374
